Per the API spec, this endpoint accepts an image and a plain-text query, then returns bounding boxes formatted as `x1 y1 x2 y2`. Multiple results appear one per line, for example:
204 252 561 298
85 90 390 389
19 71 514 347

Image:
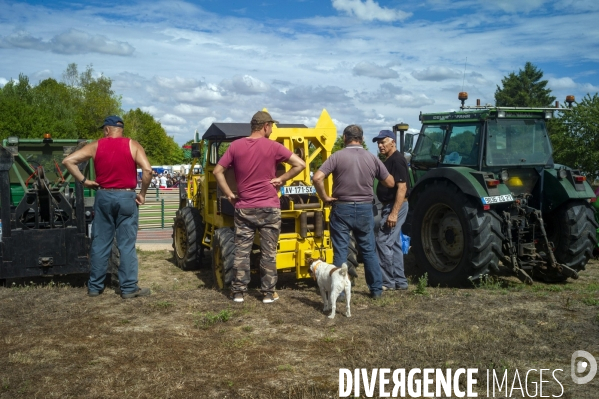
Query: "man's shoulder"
388 150 407 165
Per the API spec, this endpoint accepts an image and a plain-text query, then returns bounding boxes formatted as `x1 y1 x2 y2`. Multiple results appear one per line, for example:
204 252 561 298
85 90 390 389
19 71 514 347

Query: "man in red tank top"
63 115 153 299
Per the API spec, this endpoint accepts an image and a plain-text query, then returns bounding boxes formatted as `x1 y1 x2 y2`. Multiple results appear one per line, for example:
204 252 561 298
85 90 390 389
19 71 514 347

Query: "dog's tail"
339 263 349 277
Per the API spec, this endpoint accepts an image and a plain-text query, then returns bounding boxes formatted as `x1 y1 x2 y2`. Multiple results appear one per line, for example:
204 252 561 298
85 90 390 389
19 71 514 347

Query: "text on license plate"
281 185 316 195
481 194 514 205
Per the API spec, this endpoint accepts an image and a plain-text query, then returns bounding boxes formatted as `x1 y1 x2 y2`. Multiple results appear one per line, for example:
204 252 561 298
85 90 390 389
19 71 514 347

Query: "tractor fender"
542 169 596 213
409 167 493 206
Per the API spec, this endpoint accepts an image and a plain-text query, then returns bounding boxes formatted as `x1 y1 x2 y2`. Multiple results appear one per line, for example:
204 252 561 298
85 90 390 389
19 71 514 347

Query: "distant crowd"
138 171 185 189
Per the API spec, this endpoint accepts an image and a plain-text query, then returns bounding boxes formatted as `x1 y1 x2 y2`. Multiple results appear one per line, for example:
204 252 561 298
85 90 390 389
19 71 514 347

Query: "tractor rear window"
486 119 551 166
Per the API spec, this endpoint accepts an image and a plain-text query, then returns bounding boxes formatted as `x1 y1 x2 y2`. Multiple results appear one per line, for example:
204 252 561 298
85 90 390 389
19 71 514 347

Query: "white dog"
309 259 351 319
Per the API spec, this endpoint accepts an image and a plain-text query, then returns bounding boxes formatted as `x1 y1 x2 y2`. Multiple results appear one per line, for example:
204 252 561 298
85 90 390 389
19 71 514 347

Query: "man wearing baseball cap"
213 111 306 304
372 130 410 291
63 115 153 299
313 125 395 300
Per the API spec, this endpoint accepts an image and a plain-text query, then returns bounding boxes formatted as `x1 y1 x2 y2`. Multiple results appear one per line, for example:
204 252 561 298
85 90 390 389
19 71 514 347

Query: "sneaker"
396 285 409 291
230 292 244 303
262 292 279 303
121 287 151 299
382 286 393 291
87 290 102 297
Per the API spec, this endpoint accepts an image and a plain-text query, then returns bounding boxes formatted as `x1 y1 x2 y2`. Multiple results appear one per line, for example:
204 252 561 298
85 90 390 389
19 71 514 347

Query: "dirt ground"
1 250 598 399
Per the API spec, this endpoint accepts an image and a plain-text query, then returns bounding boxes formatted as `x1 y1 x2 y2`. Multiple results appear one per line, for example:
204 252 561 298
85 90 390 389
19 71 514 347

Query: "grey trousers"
375 201 409 289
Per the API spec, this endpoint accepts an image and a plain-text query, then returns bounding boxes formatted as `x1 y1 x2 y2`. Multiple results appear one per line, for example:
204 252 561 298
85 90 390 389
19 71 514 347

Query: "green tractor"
0 135 98 281
404 93 597 286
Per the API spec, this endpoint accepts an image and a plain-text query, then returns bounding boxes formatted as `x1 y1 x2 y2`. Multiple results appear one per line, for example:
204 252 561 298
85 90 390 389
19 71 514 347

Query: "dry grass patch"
0 249 598 398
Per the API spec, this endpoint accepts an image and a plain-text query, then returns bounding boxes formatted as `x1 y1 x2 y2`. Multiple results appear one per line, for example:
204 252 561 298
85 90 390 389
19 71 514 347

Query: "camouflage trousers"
231 207 281 294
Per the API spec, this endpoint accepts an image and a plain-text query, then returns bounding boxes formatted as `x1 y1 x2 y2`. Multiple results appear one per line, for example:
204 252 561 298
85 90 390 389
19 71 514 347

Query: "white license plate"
481 194 514 205
281 185 316 195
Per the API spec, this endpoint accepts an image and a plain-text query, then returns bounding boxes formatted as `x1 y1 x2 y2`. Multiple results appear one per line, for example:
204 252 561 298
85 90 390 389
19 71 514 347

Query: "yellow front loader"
172 109 354 289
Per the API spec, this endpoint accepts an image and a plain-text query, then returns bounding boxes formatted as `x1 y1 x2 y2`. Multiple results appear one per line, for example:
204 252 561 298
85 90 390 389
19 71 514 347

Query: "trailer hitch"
38 257 54 267
502 211 533 285
529 209 578 279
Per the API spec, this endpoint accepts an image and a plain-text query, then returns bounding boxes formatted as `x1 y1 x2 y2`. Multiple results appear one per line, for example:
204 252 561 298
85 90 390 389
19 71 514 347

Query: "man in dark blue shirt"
373 130 410 290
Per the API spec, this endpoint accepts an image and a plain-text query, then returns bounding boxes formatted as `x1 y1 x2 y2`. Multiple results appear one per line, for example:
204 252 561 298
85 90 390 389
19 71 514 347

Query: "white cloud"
141 106 160 114
352 62 399 79
393 94 435 108
220 75 269 95
160 113 187 125
548 77 577 90
174 84 227 104
332 0 412 22
0 29 135 56
0 77 8 87
199 116 218 131
412 66 463 82
174 104 208 115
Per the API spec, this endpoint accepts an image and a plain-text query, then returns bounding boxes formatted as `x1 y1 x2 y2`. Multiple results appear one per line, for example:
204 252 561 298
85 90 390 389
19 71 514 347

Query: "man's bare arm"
62 142 99 189
386 182 407 227
213 164 237 204
270 154 306 187
131 140 152 205
313 170 336 203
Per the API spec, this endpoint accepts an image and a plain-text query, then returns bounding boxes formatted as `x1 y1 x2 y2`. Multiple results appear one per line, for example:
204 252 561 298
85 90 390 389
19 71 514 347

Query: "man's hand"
270 177 285 188
386 211 398 228
83 180 100 189
136 193 146 205
227 193 238 206
321 194 338 204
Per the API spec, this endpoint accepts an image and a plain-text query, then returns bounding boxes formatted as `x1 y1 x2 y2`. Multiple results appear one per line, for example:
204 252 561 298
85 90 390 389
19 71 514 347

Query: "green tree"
549 94 599 180
495 62 556 107
70 64 122 139
123 108 184 165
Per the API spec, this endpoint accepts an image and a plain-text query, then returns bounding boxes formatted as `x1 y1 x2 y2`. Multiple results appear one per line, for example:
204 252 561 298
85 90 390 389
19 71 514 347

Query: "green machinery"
0 135 96 280
404 93 597 286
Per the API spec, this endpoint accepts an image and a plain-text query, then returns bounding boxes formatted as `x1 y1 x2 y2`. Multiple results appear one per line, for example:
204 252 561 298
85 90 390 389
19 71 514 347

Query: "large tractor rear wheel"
543 200 598 281
412 181 503 287
212 227 235 290
172 207 205 270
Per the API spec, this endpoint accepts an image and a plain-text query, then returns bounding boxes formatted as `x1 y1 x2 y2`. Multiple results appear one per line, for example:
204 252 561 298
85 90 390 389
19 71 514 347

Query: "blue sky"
1 0 598 149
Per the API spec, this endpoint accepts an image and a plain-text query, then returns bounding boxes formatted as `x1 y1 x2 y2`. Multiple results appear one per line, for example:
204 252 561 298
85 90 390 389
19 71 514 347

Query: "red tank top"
94 137 137 189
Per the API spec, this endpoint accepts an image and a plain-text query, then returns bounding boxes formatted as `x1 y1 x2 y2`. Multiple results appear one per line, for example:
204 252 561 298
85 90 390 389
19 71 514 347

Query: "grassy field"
1 251 598 398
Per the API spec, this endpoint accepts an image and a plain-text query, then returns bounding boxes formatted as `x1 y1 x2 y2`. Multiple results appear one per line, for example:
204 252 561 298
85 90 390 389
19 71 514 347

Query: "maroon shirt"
218 137 292 208
94 137 137 189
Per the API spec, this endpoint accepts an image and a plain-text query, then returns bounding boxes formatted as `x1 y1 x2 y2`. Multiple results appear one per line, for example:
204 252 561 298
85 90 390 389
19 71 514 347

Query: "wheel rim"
174 220 188 259
213 243 225 289
421 203 464 272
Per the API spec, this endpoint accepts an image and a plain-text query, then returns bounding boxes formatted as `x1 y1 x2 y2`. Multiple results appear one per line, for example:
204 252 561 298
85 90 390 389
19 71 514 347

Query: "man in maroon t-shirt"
214 111 305 303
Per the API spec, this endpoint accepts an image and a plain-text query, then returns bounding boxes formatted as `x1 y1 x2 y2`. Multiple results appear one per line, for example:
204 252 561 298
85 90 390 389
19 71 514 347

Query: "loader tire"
543 200 598 281
412 180 503 287
346 234 359 279
212 227 235 290
172 207 205 270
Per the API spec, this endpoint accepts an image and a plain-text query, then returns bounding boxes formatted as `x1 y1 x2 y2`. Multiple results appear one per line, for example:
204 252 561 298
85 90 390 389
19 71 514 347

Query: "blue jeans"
376 202 409 289
88 190 140 294
331 202 382 295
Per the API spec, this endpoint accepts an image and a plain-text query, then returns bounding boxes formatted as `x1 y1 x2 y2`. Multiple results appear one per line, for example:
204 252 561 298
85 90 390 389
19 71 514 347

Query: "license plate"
281 185 316 195
481 194 514 205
